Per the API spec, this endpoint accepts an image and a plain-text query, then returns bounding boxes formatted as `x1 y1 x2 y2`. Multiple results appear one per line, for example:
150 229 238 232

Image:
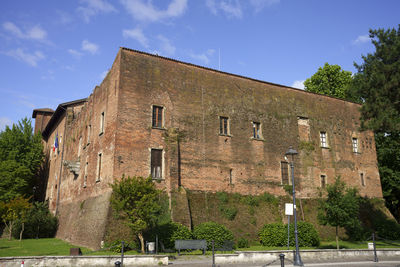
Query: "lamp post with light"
285 147 303 266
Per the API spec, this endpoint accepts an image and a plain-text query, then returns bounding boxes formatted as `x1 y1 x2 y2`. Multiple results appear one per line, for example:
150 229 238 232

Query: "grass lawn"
1 238 399 257
237 240 400 251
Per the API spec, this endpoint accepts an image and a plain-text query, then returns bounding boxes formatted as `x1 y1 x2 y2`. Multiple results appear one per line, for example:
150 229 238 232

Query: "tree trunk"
335 226 339 250
8 222 13 240
19 222 24 241
138 232 145 254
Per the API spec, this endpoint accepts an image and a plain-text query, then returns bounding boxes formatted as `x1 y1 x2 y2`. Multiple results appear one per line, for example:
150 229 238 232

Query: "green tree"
0 196 32 240
110 176 162 253
0 118 43 202
351 25 400 221
318 177 360 250
304 63 353 100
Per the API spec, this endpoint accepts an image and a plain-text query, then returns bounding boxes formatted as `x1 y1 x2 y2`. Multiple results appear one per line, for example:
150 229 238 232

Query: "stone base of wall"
56 191 112 250
0 255 168 267
215 249 400 264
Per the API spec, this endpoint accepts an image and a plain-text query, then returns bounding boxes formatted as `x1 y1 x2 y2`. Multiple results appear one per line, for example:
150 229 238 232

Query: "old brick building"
33 47 382 249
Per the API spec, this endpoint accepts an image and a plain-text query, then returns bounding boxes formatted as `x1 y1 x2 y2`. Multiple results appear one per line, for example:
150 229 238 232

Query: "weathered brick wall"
35 47 382 249
116 48 382 198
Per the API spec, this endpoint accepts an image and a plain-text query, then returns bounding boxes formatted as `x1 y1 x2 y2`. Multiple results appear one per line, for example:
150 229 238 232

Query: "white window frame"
320 131 328 148
352 138 359 153
219 116 230 136
252 121 262 139
99 112 105 135
96 152 102 182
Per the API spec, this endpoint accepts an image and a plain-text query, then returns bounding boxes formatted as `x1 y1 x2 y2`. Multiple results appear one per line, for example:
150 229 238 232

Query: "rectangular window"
352 138 358 153
320 131 327 147
321 175 326 188
87 124 91 145
360 173 365 186
152 106 163 128
83 160 88 188
253 122 261 139
100 112 105 135
78 137 82 157
219 116 229 135
229 169 233 185
281 161 289 185
96 153 102 182
151 149 162 179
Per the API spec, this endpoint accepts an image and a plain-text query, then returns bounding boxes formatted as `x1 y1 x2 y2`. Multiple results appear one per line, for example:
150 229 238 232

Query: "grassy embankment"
1 238 399 257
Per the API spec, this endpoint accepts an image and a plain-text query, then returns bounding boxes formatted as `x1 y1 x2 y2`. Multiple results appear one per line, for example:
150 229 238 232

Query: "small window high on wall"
352 138 358 153
219 116 229 135
281 161 289 185
152 106 163 128
151 149 162 179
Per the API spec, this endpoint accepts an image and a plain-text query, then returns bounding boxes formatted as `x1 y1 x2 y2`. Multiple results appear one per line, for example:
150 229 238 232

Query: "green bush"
237 237 250 248
258 223 286 246
219 205 238 220
216 192 229 204
105 240 137 253
258 222 319 247
13 201 57 239
149 222 192 249
193 221 234 250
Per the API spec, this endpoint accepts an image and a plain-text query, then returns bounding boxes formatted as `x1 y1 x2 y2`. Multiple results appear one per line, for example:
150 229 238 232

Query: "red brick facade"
33 47 382 249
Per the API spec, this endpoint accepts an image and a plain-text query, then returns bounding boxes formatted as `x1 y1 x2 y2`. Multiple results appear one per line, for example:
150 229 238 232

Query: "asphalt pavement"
168 255 400 267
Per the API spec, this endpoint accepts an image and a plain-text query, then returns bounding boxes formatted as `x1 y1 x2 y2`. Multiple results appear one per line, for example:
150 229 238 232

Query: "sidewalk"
169 254 400 267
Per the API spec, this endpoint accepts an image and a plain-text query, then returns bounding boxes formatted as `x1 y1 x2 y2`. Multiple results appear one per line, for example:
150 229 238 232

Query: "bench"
174 239 207 255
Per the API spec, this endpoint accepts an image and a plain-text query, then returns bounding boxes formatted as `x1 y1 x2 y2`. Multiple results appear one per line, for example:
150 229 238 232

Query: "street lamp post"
285 147 303 266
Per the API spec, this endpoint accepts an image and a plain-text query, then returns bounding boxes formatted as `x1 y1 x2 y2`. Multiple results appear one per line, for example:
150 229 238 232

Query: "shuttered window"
152 106 163 128
281 161 289 185
151 149 162 179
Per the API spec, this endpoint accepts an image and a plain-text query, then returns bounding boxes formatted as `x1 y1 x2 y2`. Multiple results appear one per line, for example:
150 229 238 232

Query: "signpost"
285 203 293 250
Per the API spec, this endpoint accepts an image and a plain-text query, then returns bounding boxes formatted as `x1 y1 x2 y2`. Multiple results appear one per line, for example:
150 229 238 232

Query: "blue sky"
0 0 399 131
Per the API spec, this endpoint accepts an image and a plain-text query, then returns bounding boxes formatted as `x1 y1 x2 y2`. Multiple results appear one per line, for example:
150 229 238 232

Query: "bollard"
212 240 216 267
21 260 24 267
372 233 378 262
279 254 285 267
115 260 121 267
121 241 125 267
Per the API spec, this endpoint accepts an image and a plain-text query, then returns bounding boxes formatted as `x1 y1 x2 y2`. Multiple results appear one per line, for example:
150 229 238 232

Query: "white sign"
285 203 293 216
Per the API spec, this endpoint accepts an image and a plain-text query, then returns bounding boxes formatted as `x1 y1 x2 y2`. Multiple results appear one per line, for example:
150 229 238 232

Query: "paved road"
169 255 400 267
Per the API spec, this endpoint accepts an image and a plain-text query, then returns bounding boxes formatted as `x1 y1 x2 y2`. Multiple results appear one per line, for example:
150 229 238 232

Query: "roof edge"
120 47 361 106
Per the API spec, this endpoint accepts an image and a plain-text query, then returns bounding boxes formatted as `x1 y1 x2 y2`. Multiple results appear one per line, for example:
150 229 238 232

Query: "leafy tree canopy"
0 118 43 202
110 175 162 253
318 177 360 249
350 25 400 221
304 63 353 100
352 26 400 134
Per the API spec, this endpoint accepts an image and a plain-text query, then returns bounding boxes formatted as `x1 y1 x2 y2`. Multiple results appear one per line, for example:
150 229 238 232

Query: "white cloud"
157 35 175 56
68 49 84 58
353 34 370 45
206 0 242 18
123 27 149 48
2 22 47 41
4 48 45 67
81 40 99 54
207 0 279 17
291 80 305 90
250 0 280 12
0 117 12 132
189 49 215 65
77 0 117 23
120 0 187 22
